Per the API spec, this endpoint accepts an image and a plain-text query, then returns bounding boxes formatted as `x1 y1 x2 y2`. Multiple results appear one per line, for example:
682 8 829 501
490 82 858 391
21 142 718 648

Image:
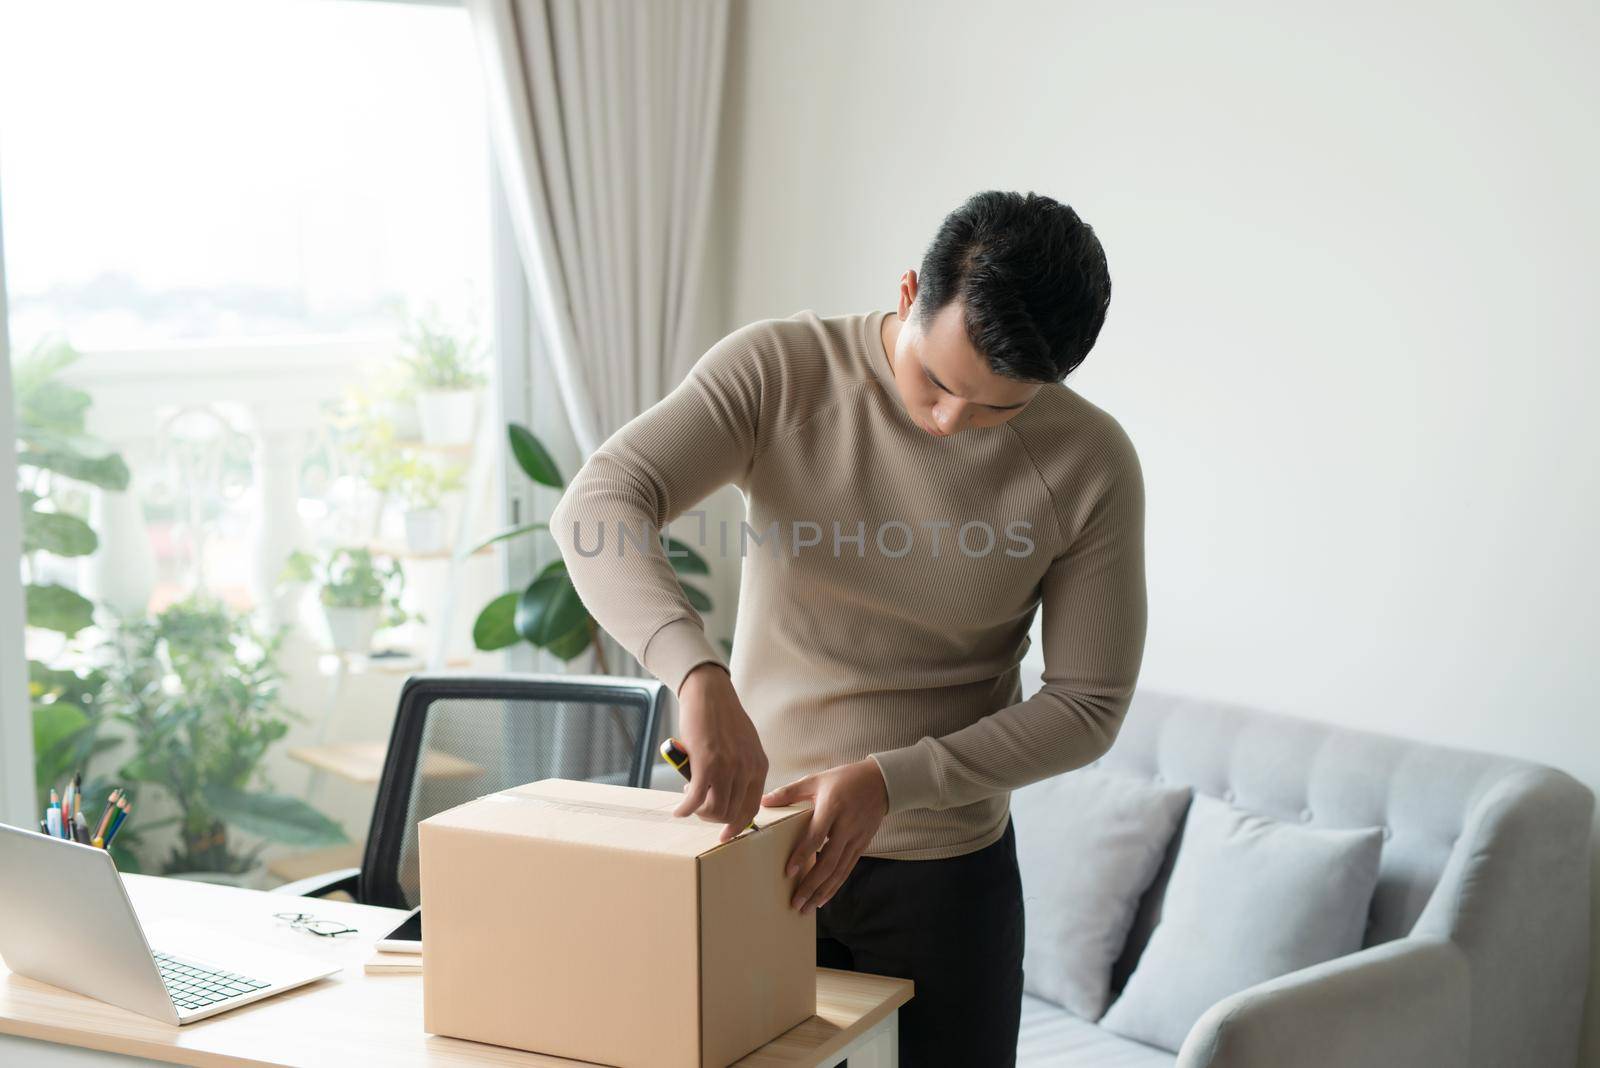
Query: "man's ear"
899 269 919 316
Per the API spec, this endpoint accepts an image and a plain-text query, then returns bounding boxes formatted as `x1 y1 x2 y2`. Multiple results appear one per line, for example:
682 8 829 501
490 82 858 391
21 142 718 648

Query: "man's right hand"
673 663 770 842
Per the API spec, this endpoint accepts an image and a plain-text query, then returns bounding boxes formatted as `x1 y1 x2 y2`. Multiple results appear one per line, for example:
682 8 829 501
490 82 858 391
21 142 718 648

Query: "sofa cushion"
1018 993 1175 1066
1012 767 1193 1020
1098 793 1384 1053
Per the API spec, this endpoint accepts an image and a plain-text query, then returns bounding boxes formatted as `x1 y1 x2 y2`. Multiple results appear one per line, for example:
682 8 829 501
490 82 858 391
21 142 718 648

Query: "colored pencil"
92 789 120 847
104 797 132 848
103 808 126 848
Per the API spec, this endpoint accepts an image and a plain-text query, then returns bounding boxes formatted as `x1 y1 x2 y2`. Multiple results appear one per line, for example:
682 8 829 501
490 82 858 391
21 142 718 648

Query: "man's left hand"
761 758 890 914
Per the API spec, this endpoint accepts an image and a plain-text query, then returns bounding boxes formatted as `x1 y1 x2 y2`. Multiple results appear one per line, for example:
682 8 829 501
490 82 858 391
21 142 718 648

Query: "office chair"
273 672 668 909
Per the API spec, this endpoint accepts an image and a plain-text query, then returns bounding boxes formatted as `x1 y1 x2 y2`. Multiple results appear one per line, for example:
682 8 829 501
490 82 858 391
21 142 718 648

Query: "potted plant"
12 338 132 814
471 424 715 669
366 451 465 556
373 362 422 442
399 318 485 446
400 473 450 555
282 547 410 654
99 595 346 881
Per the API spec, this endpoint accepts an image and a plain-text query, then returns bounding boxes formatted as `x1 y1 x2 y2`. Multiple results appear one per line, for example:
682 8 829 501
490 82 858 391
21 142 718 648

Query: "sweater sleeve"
548 324 771 694
867 422 1149 815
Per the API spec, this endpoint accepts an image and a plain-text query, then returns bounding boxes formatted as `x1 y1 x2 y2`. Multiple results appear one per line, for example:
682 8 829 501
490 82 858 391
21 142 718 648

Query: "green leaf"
23 508 98 557
200 785 347 848
508 424 563 489
278 549 316 585
544 622 593 662
682 582 712 613
472 592 521 651
12 338 80 397
514 572 587 647
33 701 90 763
664 537 709 576
121 759 168 784
32 701 97 813
29 659 107 706
17 449 131 491
18 379 91 436
467 521 548 556
25 583 95 636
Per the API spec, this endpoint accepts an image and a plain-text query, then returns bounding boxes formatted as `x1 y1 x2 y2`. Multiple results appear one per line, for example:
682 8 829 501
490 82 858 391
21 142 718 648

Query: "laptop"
0 822 341 1024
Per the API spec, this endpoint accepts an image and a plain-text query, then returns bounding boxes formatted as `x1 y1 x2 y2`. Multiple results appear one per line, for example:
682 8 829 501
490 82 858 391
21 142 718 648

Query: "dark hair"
915 190 1111 383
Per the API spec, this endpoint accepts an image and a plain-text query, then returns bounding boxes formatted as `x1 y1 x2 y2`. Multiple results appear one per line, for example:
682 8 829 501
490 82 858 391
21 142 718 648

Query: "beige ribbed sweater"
550 309 1147 859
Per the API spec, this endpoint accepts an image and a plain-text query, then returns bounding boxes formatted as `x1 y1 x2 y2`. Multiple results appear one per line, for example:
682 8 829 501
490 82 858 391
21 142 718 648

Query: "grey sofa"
1013 690 1593 1068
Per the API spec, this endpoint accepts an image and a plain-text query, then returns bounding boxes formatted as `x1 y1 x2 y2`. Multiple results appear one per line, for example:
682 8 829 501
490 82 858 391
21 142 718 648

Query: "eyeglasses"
273 911 358 938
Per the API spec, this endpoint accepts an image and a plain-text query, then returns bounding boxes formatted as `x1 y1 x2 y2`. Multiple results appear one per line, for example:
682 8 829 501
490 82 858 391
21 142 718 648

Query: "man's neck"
880 310 903 374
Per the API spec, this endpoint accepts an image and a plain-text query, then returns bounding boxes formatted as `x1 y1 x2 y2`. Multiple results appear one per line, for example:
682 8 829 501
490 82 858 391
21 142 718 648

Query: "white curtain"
466 0 731 775
465 0 732 454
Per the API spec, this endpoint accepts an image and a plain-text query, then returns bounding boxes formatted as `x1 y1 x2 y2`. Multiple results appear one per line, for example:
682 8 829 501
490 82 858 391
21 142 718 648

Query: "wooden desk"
0 875 910 1068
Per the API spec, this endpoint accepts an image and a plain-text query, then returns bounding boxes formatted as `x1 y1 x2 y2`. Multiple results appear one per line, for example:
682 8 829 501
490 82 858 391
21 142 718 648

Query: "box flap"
420 778 812 859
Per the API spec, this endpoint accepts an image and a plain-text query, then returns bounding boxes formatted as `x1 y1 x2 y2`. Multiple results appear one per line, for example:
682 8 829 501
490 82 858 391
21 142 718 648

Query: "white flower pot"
416 388 479 446
379 398 422 442
404 507 448 555
323 603 381 654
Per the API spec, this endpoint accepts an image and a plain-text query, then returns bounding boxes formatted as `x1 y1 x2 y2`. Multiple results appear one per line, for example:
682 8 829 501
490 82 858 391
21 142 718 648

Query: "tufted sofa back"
1096 689 1506 948
1070 689 1592 1068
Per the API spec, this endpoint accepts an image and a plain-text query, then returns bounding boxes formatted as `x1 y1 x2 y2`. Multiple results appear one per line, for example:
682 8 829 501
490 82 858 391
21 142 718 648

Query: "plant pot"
404 507 448 555
416 388 480 446
324 603 381 654
380 397 423 442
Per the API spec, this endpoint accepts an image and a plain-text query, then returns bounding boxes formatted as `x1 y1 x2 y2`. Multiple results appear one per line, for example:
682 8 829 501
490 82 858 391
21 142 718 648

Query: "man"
550 190 1147 1066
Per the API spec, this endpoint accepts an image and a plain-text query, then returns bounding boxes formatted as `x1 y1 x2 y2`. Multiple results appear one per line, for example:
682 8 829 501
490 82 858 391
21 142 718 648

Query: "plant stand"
270 400 498 888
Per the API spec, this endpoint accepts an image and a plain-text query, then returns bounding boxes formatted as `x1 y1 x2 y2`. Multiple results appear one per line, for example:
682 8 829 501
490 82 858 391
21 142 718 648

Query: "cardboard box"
419 778 817 1068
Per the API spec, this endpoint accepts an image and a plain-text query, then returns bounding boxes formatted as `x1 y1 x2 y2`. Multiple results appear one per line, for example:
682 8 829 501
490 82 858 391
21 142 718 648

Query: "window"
1 0 503 879
1 0 489 348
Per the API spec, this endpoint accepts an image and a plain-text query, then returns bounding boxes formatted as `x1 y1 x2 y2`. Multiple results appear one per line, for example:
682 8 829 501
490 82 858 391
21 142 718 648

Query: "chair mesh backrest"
358 674 665 909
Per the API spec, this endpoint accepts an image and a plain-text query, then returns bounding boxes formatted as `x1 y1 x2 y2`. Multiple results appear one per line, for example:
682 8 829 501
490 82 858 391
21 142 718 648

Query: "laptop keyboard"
153 951 270 1012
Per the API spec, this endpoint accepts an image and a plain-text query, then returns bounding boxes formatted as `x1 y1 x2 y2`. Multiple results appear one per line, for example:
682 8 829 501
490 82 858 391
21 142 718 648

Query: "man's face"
890 299 1042 437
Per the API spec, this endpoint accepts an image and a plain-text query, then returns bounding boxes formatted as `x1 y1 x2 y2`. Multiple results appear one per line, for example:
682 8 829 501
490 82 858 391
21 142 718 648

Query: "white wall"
705 0 1600 1061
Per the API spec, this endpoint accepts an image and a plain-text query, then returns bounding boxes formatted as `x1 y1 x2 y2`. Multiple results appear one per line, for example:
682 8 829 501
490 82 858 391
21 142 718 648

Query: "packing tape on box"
485 790 680 823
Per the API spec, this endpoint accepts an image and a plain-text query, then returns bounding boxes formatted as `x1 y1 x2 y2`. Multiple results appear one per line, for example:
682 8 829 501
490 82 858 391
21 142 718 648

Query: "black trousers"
815 816 1025 1068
